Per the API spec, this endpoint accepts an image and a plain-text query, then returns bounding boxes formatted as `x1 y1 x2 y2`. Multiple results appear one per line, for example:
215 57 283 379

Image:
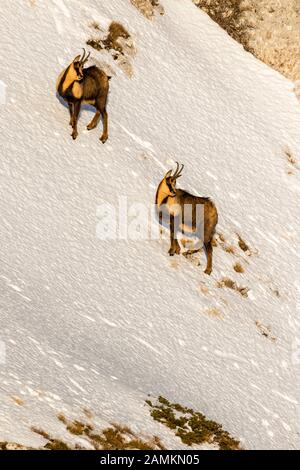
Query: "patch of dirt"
87 21 136 77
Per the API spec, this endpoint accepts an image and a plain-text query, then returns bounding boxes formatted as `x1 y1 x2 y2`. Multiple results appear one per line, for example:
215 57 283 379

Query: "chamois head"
162 162 184 197
71 48 91 81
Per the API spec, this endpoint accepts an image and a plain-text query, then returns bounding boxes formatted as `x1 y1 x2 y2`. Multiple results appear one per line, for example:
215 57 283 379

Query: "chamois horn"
173 162 184 178
80 48 90 64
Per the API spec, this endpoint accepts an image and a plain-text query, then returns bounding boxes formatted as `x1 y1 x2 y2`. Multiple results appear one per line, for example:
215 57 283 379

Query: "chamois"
56 49 110 143
155 163 218 275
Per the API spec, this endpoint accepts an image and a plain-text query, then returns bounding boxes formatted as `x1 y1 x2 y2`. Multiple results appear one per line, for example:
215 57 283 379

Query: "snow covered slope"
0 0 300 450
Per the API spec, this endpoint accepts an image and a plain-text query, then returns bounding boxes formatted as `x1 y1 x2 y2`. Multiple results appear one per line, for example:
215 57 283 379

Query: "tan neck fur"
156 179 169 207
57 64 82 95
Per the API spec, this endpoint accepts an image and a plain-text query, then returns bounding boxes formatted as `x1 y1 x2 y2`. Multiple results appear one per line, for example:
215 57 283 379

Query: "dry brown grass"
2 398 242 451
88 423 165 450
194 0 300 83
193 0 250 47
30 415 165 450
0 441 32 450
31 427 72 450
147 396 241 450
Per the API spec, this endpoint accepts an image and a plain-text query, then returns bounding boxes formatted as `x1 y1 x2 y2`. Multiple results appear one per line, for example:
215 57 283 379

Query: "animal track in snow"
203 307 223 319
130 0 164 20
283 147 299 175
255 321 276 343
11 396 25 406
217 277 249 298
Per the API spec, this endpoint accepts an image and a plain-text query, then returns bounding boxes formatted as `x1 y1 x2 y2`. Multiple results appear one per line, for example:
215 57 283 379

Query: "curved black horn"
80 48 86 63
173 162 184 178
82 50 91 64
177 163 184 177
173 162 180 177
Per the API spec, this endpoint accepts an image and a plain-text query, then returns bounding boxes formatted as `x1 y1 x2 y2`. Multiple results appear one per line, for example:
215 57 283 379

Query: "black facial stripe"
167 181 174 192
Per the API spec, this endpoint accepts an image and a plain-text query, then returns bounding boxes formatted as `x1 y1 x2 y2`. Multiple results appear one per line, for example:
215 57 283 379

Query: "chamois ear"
73 55 81 63
164 170 172 179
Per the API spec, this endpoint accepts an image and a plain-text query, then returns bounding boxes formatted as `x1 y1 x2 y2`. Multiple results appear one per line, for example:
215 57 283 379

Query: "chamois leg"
100 108 108 143
87 111 101 131
97 97 108 144
71 101 81 140
204 240 213 275
168 215 181 256
68 102 74 126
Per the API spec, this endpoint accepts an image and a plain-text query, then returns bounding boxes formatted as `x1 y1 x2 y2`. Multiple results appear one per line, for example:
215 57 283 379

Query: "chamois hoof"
87 123 95 131
71 131 78 140
168 247 180 256
100 135 108 144
204 268 212 276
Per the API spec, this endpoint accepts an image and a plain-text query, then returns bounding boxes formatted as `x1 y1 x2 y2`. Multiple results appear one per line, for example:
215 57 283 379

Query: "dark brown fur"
57 53 110 143
156 166 218 275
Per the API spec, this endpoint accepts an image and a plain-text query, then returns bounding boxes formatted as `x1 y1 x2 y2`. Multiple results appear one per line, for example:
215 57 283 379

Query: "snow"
0 0 300 450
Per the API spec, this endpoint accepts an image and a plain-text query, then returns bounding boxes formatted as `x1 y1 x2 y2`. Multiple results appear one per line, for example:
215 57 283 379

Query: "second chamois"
155 163 218 275
56 49 110 143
